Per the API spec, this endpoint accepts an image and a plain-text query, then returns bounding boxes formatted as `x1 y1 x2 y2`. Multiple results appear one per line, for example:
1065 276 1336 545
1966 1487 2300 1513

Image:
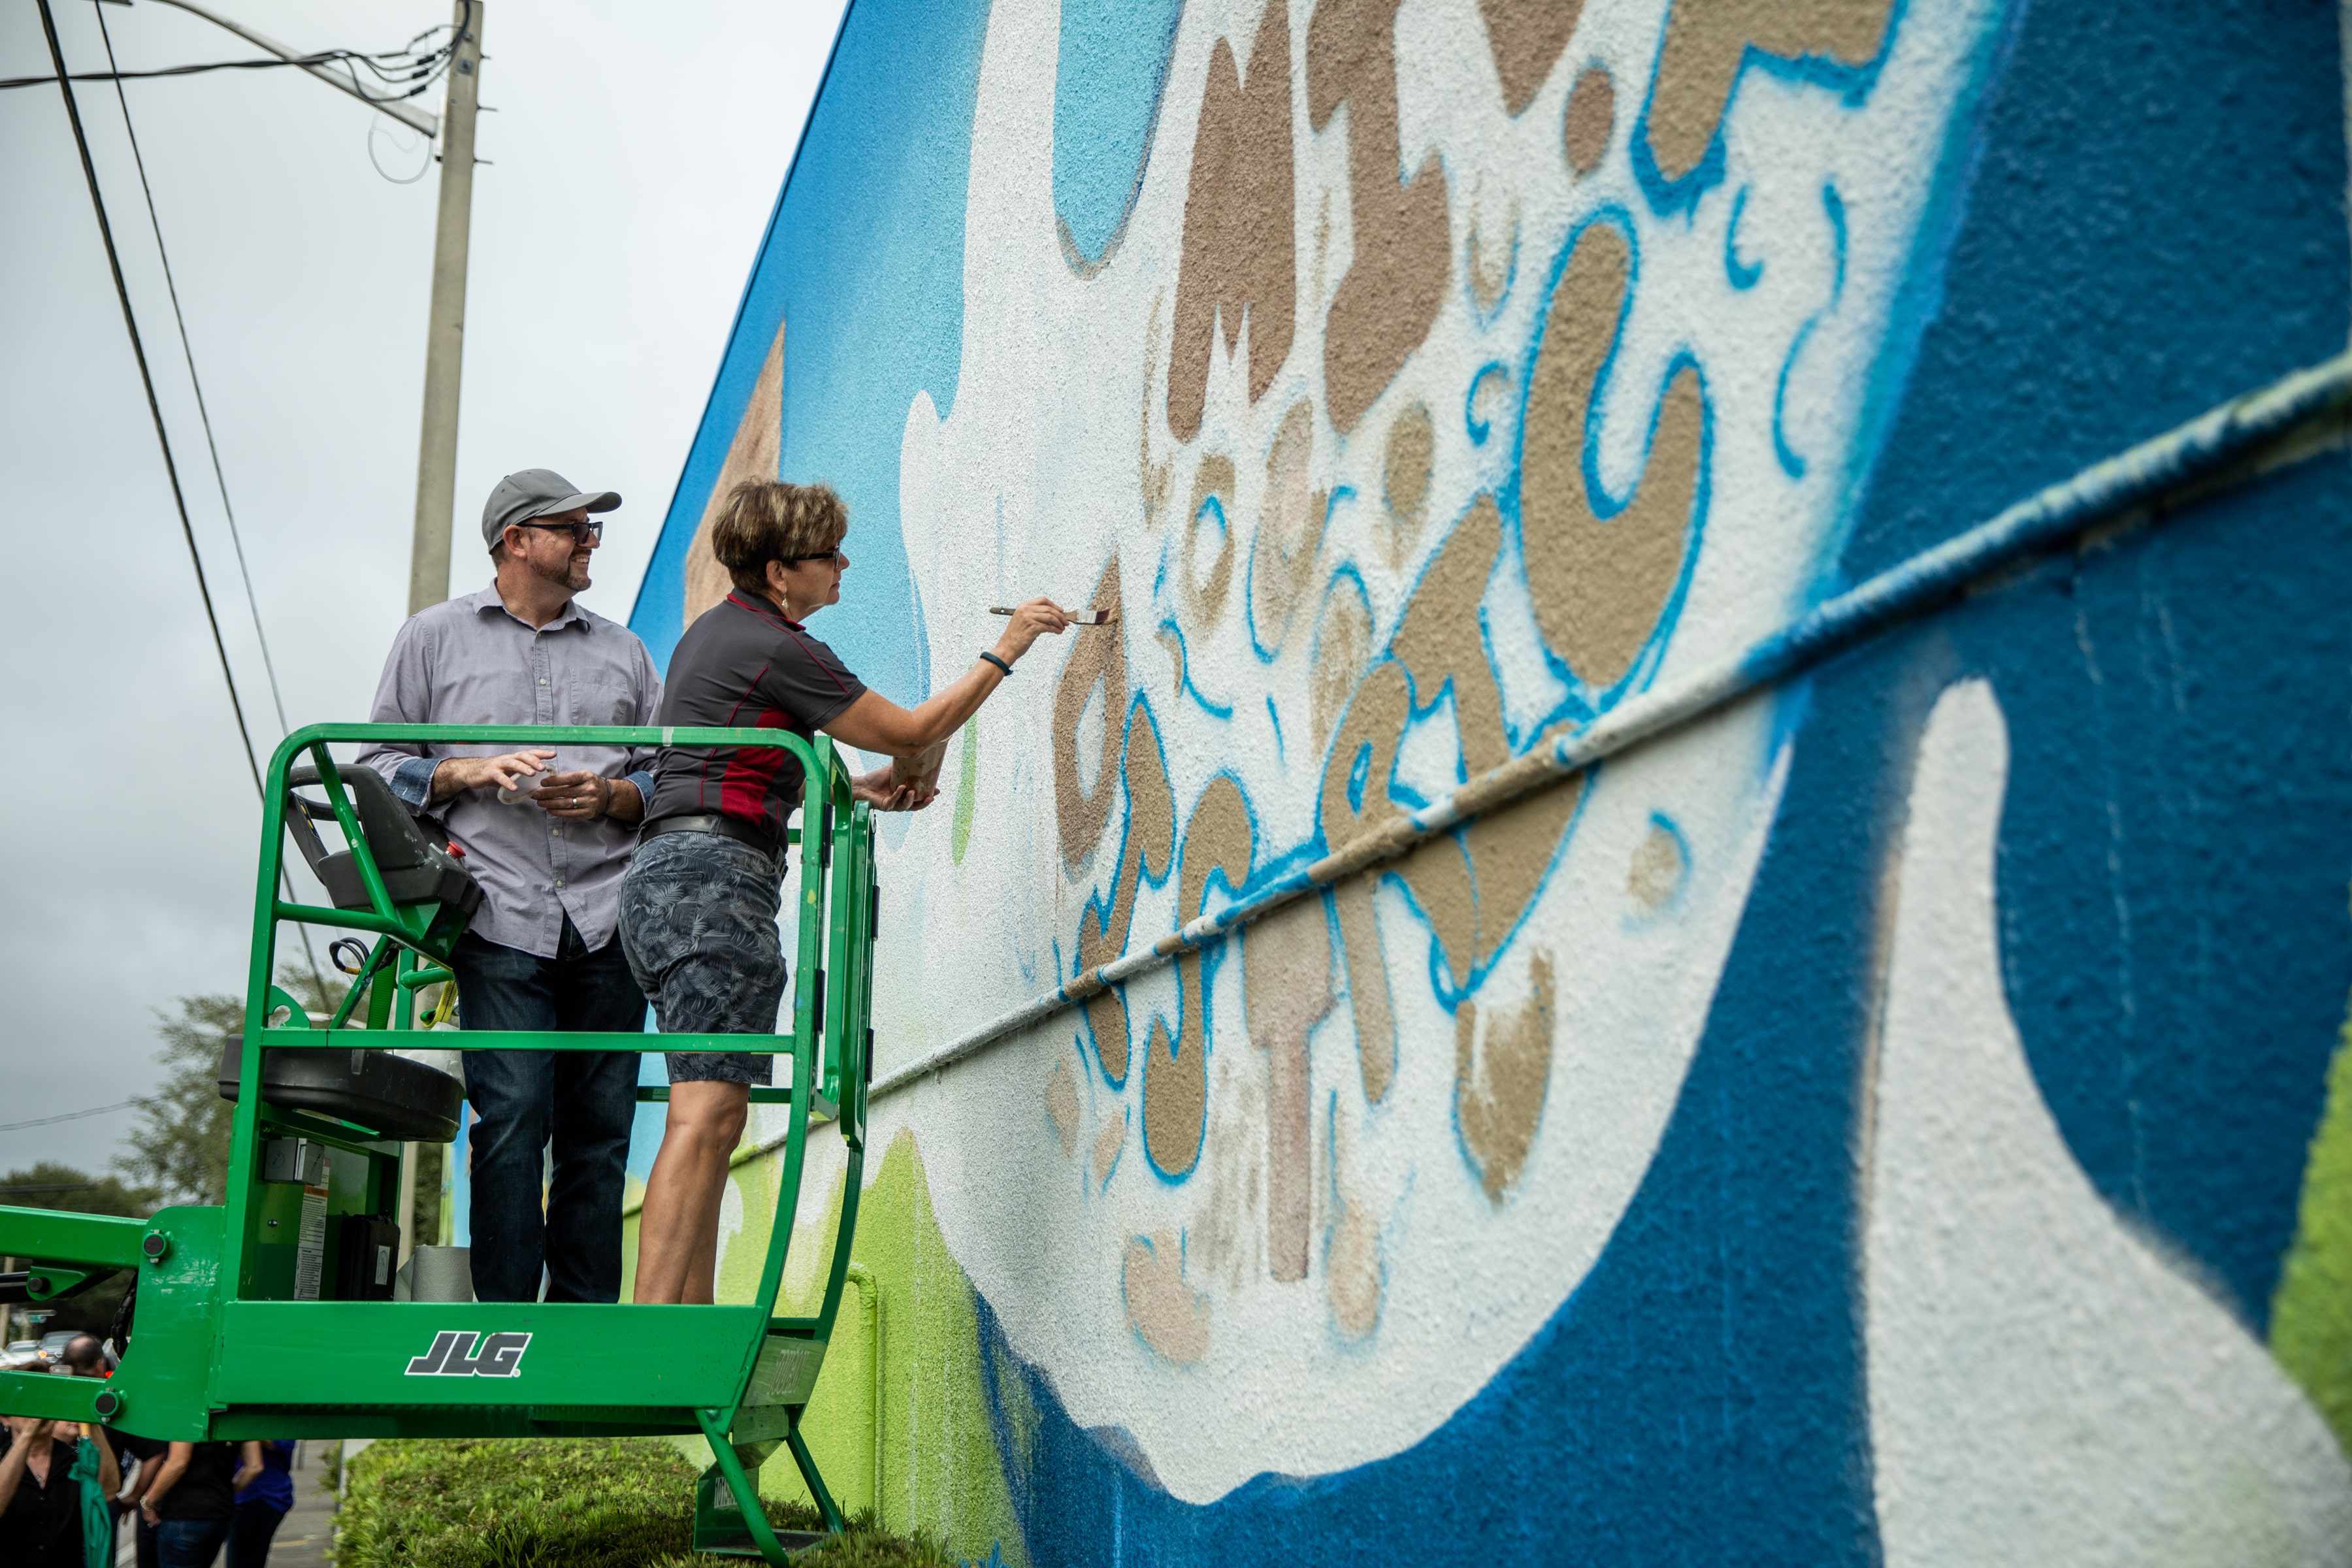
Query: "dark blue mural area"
1836 0 2352 1328
1988 457 2352 1328
1839 0 2349 586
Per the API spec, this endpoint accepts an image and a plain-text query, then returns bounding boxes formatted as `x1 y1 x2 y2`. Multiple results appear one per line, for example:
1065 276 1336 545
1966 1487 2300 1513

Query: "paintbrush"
990 607 1117 625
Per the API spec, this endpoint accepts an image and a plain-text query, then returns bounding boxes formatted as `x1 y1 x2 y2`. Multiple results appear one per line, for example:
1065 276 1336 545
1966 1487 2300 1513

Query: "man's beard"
531 552 591 593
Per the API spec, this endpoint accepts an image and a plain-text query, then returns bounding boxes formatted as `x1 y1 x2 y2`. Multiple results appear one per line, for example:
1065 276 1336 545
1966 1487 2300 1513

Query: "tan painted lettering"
1308 0 1450 433
1169 0 1297 443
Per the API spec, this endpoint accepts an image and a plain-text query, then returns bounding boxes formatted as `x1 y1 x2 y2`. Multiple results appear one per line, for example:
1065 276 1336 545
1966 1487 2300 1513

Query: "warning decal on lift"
292 1186 329 1302
404 1330 532 1377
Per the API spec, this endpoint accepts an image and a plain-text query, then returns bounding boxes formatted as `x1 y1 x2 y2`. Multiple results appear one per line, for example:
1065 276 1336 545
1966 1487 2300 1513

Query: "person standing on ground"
359 469 662 1304
223 1439 293 1568
139 1441 256 1568
622 478 1067 1303
0 1413 118 1568
106 1419 166 1568
54 1336 120 1568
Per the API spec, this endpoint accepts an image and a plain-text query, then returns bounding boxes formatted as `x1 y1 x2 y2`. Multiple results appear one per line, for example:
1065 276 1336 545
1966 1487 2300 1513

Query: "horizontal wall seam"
862 350 2352 1103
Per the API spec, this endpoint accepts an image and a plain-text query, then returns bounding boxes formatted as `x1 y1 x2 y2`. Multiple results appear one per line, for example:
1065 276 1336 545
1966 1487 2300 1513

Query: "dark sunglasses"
780 548 845 566
514 519 606 545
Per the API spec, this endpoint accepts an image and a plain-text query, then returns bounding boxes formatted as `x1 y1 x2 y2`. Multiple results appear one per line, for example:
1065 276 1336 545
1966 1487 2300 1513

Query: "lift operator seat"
284 760 485 921
216 760 480 1143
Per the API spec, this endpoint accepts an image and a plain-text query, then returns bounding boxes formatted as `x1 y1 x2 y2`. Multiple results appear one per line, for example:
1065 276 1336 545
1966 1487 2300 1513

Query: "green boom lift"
0 724 879 1563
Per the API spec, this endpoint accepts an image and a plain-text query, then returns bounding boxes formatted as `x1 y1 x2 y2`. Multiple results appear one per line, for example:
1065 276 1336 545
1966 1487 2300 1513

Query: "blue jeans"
155 1517 231 1568
452 915 644 1303
225 1499 286 1568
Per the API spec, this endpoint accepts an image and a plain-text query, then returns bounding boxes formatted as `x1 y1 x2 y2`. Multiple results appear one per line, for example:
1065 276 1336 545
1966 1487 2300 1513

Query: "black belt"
641 813 780 859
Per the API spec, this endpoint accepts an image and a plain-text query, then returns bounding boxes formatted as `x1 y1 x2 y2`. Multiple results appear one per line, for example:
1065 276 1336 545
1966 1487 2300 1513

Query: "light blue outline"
1499 208 1716 720
1465 362 1508 445
1772 314 1820 480
1724 186 1764 289
1627 0 1914 216
1051 0 1185 272
1154 616 1236 719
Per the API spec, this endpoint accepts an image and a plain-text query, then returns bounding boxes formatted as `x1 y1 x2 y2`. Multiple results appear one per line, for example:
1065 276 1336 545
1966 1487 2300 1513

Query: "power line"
35 0 338 1001
37 0 261 799
1 13 462 99
86 0 327 993
0 1103 139 1135
93 1 287 732
0 50 444 95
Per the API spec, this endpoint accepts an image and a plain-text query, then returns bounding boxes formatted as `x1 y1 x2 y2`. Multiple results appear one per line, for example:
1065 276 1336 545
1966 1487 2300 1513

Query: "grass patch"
337 1439 956 1567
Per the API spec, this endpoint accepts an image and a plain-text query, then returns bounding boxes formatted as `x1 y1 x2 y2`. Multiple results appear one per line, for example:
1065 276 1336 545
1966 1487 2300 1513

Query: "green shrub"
647 1518 964 1568
335 1438 956 1567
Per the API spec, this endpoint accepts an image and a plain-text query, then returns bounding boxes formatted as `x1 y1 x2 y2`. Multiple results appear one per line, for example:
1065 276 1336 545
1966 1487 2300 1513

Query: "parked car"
38 1330 78 1363
1 1339 41 1369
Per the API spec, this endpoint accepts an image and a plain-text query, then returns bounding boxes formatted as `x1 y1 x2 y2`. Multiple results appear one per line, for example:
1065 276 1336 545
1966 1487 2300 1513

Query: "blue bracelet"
979 650 1013 677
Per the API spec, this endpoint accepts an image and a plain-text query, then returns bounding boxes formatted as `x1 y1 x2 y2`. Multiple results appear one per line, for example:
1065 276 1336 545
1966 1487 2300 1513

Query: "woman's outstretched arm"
823 596 1070 756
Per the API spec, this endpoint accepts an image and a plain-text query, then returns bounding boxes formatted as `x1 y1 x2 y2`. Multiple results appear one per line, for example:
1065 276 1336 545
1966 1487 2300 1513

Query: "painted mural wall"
626 0 2352 1560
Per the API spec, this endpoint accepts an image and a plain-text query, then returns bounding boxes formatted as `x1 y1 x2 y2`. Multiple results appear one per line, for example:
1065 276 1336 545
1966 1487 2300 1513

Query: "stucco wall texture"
625 0 2352 1561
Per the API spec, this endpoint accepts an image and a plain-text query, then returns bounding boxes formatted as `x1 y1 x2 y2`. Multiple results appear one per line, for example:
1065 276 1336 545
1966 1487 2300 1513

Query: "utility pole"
408 0 483 615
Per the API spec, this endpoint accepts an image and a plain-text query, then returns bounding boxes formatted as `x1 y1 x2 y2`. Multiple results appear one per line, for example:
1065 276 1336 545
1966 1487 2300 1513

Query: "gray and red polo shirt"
642 591 867 847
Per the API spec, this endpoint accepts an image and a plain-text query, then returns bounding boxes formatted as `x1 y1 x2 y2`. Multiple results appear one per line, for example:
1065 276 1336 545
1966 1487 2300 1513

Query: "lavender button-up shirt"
357 583 661 958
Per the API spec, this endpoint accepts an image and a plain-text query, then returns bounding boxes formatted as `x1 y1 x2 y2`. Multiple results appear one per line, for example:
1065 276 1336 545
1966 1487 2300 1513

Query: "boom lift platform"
0 724 879 1563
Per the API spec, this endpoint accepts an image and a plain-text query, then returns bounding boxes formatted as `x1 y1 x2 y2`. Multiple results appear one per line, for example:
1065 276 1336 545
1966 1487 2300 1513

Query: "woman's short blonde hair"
710 480 848 596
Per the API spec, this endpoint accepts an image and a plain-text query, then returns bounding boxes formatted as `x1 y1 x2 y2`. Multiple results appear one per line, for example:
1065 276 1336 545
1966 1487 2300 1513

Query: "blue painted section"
1838 0 2349 585
1987 459 2352 1326
1832 0 2351 1320
1052 0 1184 267
629 0 993 709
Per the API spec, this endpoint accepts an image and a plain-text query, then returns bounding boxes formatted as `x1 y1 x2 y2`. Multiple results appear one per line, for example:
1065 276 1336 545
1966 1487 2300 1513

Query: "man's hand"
529 772 642 822
850 764 934 812
429 749 555 802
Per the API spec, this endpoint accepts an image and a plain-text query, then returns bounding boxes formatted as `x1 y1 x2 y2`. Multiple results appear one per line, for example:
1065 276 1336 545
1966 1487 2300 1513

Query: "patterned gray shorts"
617 829 784 1087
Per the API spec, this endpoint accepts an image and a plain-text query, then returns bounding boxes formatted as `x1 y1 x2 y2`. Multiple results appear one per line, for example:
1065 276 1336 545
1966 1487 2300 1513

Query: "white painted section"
1866 679 2352 1565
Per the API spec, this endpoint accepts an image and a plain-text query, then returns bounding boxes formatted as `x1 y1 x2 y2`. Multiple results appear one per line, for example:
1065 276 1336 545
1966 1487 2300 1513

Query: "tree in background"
113 965 446 1245
0 1161 153 1336
114 992 242 1207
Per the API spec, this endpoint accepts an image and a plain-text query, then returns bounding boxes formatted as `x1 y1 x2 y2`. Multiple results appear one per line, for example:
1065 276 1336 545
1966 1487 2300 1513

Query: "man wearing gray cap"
357 468 661 1305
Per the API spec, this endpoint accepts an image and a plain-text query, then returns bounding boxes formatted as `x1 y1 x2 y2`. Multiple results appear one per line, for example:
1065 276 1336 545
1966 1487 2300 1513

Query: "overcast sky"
0 0 844 1174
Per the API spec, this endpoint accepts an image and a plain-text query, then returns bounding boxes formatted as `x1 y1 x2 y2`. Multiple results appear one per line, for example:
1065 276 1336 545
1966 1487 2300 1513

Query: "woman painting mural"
621 478 1068 1303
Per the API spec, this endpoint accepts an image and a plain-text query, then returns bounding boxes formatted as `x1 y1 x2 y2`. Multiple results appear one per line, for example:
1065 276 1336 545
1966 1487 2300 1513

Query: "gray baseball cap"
481 468 621 549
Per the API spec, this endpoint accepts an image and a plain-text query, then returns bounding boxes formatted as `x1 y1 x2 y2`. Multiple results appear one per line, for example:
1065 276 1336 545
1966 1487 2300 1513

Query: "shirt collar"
727 589 803 631
469 581 588 632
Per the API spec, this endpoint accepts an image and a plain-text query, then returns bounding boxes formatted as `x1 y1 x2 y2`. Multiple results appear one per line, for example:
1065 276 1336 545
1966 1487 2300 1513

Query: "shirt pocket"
569 676 637 727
